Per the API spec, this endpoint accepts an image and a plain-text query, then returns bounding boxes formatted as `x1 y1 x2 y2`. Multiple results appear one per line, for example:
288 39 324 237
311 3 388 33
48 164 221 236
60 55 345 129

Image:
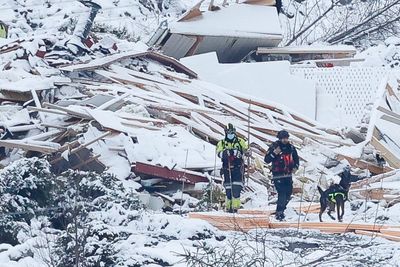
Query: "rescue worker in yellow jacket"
216 123 249 213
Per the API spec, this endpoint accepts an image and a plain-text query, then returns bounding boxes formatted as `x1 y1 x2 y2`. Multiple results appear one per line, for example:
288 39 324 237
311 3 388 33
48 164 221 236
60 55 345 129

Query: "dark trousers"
274 176 293 213
222 164 243 200
225 184 242 199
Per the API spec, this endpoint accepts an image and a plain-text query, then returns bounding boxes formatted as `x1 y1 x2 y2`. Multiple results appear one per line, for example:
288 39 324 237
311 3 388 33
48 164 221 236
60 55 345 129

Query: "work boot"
225 198 232 213
275 211 285 221
232 198 241 210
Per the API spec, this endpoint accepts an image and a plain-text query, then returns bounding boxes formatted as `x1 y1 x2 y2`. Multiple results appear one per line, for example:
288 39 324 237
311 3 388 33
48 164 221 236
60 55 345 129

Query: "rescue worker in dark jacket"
217 123 249 213
264 130 299 220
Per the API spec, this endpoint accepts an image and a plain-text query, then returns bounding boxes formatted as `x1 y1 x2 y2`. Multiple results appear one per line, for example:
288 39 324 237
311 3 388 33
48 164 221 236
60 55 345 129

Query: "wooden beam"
377 106 400 120
355 230 400 242
8 124 40 132
251 124 352 146
336 154 392 174
42 102 92 119
370 136 400 168
24 130 64 142
380 114 400 125
189 212 269 231
71 154 101 170
31 89 46 122
380 228 400 237
351 169 399 189
177 0 205 22
358 189 399 202
120 120 160 130
57 140 80 153
386 84 400 102
27 106 68 116
134 161 209 184
242 0 276 5
270 221 390 232
0 140 60 154
70 131 111 154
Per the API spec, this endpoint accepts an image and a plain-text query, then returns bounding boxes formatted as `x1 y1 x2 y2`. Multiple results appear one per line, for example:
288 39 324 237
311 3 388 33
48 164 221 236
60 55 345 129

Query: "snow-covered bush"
0 158 142 265
52 171 141 267
0 158 54 245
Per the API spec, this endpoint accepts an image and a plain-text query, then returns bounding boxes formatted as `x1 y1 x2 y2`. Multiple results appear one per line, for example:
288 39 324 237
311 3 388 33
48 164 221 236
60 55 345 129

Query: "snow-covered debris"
2 0 400 266
149 1 282 62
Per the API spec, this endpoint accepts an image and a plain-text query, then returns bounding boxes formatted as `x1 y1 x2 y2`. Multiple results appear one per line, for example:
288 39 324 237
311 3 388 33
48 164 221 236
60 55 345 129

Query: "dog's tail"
317 186 324 195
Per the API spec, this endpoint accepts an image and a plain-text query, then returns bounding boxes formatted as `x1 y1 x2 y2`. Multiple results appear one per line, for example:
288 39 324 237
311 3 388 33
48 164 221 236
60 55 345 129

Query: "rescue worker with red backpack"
217 123 249 213
264 130 299 221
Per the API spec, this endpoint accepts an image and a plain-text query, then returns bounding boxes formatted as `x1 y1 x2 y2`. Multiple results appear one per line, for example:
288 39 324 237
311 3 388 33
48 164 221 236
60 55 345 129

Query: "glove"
273 146 281 155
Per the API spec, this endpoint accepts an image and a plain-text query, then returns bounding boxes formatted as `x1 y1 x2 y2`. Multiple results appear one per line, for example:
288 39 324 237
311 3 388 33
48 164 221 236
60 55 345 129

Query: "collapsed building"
1 0 400 242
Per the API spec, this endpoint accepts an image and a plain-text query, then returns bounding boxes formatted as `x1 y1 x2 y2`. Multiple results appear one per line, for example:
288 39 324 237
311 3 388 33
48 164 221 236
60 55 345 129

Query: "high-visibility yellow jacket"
216 137 248 154
217 137 248 168
0 24 7 38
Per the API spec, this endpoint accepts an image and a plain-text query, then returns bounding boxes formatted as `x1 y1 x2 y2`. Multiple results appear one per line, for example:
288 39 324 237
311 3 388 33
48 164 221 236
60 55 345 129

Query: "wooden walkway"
189 211 400 242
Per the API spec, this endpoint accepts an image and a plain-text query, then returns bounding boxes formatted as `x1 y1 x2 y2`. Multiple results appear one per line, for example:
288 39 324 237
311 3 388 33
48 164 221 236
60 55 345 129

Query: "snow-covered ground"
2 0 400 266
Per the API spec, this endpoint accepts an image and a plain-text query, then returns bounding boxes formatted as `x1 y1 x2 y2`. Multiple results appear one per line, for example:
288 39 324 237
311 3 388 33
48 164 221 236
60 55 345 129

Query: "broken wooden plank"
57 140 81 153
70 131 111 154
117 112 167 125
336 154 392 175
370 136 400 168
43 102 92 120
232 95 319 129
0 140 60 154
380 114 400 125
25 130 64 142
8 124 41 132
134 161 209 184
27 106 68 116
377 106 400 120
168 114 223 142
356 188 396 201
177 0 204 21
351 169 399 189
31 89 46 122
120 120 161 130
386 84 400 102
